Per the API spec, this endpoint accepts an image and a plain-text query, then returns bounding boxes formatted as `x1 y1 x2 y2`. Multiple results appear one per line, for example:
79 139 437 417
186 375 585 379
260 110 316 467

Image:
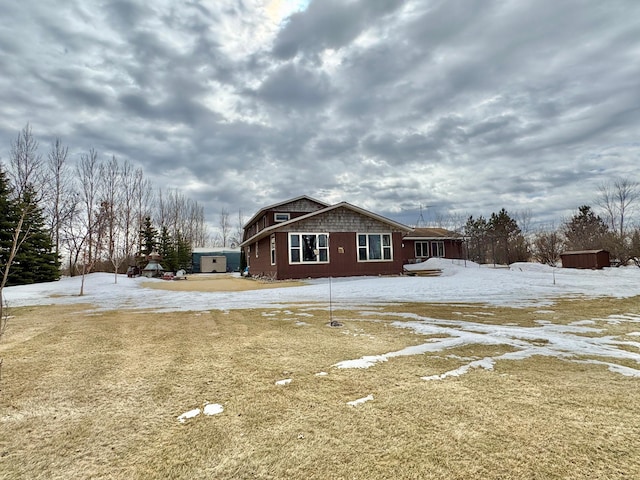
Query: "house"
240 196 412 279
240 196 464 280
560 250 610 269
400 227 464 264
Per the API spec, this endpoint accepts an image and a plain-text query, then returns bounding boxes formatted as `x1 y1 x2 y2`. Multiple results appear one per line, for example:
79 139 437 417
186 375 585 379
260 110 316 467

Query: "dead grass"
141 274 306 292
1 298 639 479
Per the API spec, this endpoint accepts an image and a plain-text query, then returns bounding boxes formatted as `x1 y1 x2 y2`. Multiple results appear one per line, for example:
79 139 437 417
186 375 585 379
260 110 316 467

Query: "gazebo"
142 251 165 278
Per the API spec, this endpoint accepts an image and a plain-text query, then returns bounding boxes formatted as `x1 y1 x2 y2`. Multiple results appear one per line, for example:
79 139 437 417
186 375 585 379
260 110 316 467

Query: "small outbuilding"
560 250 610 269
192 248 241 273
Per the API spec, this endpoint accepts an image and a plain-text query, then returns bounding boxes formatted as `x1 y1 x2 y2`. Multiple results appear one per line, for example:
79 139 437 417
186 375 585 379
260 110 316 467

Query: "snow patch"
422 358 495 381
203 403 224 416
275 378 292 386
347 394 373 406
177 408 201 423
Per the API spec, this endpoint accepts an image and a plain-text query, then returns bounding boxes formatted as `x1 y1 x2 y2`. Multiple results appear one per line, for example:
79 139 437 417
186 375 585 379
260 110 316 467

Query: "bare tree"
118 160 136 263
532 227 563 266
8 123 45 197
155 187 207 249
45 138 75 260
598 178 640 237
432 211 466 233
72 148 107 291
99 156 121 266
1 126 47 375
230 209 245 247
219 207 231 247
188 201 208 248
98 156 137 281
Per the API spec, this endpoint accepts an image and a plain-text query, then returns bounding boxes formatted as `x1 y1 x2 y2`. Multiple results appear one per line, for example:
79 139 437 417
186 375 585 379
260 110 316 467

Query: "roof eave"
242 195 330 229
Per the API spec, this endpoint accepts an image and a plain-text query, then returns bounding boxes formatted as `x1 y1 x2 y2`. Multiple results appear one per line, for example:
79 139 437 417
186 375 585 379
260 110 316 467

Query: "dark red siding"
265 231 405 280
245 236 277 278
560 250 610 269
400 239 464 264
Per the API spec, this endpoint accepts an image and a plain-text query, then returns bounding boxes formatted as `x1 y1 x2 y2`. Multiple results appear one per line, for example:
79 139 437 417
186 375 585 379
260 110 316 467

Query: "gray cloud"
273 0 405 60
1 0 639 237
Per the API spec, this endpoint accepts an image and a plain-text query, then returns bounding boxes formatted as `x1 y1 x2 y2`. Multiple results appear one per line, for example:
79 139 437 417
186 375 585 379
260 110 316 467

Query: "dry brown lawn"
1 293 639 479
141 274 306 292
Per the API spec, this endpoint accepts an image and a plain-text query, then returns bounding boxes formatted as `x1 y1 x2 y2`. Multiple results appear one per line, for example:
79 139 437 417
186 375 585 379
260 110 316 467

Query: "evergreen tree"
158 226 176 271
175 232 192 272
139 216 158 256
488 208 528 265
630 229 640 267
464 215 489 263
562 205 609 251
7 186 60 285
0 167 18 277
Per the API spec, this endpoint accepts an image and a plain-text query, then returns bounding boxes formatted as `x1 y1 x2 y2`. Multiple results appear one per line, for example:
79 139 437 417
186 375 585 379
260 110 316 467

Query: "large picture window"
358 233 392 261
289 233 329 263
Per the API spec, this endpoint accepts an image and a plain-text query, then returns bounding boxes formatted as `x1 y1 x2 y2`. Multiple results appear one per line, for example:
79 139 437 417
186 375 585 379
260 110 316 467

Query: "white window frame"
415 241 430 258
431 241 445 258
357 233 393 262
274 212 290 223
270 235 276 265
289 233 329 264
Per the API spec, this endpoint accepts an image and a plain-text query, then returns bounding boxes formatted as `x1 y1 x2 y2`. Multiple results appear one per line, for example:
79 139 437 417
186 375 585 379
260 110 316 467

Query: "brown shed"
560 250 610 269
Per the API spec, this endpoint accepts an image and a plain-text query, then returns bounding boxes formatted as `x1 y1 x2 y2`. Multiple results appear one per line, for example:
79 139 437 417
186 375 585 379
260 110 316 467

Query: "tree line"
461 179 640 266
1 124 209 290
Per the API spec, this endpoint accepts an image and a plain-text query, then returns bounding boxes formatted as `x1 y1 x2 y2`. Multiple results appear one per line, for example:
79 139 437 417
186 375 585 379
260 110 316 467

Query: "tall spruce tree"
175 231 193 272
464 215 490 263
488 209 528 265
7 186 59 285
563 205 609 251
158 226 176 271
139 216 158 257
0 167 17 269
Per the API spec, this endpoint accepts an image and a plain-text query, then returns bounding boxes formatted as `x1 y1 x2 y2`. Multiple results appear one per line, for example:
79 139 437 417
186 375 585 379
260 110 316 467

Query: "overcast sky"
1 0 639 232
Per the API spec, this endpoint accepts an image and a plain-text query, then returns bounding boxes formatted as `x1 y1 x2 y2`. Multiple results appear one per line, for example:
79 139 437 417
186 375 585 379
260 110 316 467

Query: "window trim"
357 233 393 262
274 212 290 223
288 233 330 264
415 241 430 258
270 235 276 265
431 241 445 258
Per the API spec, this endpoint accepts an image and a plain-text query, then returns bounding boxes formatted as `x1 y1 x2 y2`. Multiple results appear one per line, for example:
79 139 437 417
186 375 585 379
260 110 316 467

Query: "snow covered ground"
4 259 640 413
5 258 640 312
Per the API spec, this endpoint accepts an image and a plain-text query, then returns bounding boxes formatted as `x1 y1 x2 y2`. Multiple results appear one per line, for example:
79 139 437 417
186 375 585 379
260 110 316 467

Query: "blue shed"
192 248 241 273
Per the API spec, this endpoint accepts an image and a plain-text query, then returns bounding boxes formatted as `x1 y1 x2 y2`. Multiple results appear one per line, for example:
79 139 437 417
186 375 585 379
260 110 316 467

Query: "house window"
415 241 430 258
358 234 392 261
289 233 329 263
431 241 445 258
270 235 276 265
274 212 290 222
255 241 258 258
